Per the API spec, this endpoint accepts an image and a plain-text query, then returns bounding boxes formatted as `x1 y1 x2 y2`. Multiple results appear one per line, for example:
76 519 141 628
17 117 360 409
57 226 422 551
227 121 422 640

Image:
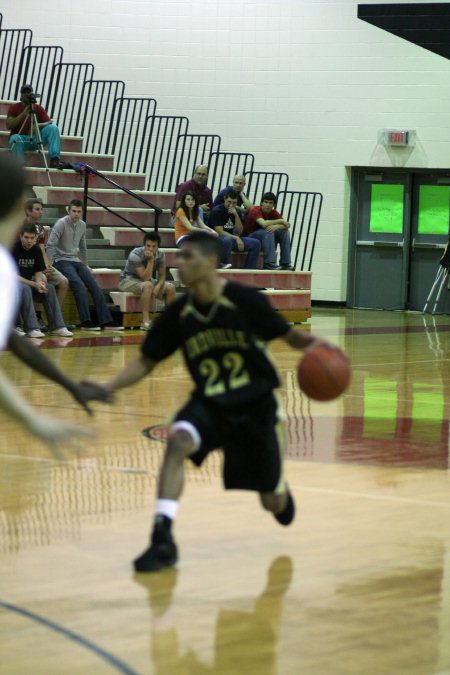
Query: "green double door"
348 169 450 311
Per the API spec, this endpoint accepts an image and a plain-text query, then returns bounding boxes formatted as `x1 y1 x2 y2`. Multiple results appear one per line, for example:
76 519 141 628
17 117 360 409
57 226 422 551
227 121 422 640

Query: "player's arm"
0 369 93 448
104 354 156 393
7 330 112 414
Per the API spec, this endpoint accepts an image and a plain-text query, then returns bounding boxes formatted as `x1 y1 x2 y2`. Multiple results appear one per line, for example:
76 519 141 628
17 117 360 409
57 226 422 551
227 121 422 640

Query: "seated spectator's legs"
119 276 154 325
40 123 61 160
46 267 69 306
275 229 292 266
54 261 91 323
54 260 113 325
218 235 233 265
9 135 38 163
240 237 261 269
18 284 41 333
38 284 66 331
249 230 277 268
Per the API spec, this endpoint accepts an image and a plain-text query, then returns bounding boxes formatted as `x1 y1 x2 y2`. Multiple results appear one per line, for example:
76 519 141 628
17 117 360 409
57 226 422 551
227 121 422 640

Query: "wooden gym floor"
1 307 450 675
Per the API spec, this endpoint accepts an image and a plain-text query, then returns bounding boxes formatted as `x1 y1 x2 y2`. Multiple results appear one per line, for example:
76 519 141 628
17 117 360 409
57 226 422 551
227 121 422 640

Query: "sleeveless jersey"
141 281 290 408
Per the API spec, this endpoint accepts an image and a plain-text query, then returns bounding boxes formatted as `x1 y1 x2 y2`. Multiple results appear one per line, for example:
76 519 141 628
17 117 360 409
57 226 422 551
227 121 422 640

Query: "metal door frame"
347 166 450 308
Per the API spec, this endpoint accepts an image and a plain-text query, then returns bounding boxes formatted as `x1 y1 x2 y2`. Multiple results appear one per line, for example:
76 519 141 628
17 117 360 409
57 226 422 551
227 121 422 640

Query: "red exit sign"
387 130 408 146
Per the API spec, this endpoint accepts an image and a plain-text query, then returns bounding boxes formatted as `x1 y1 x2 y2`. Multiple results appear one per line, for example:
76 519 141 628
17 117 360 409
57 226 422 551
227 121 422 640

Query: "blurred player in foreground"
106 232 344 572
0 153 110 450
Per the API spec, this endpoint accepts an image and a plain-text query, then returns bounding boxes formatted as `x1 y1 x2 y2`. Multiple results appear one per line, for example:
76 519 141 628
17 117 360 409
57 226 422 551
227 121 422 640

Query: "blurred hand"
235 237 245 252
28 415 96 459
73 381 115 415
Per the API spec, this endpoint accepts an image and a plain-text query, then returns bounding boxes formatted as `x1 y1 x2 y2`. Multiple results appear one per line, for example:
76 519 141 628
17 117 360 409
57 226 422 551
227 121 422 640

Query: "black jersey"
141 281 290 408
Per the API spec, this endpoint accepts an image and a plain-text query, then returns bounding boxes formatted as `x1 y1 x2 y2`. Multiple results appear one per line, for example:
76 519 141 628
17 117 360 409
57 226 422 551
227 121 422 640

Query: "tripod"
422 264 450 314
11 103 53 187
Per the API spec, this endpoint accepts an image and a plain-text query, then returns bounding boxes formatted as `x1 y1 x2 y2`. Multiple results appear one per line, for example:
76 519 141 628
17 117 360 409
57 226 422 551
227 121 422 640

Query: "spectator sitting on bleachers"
244 192 294 270
11 223 73 338
6 84 66 169
119 232 176 331
212 174 254 219
172 165 213 223
24 198 69 310
174 190 217 246
46 199 124 331
209 188 261 270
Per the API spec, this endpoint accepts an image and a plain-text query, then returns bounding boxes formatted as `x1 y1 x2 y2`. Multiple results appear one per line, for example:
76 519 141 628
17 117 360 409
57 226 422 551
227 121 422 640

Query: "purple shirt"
171 179 213 215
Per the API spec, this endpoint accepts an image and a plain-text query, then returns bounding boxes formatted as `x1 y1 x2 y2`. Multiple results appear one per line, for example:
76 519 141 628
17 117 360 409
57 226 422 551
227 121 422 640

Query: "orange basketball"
297 346 351 401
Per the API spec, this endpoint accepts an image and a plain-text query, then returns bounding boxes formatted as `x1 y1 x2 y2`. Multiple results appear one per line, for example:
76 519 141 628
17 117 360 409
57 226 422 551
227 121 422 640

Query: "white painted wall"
3 0 450 301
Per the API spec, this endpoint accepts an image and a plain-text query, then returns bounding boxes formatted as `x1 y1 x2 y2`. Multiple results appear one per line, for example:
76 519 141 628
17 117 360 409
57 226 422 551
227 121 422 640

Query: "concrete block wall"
5 0 450 301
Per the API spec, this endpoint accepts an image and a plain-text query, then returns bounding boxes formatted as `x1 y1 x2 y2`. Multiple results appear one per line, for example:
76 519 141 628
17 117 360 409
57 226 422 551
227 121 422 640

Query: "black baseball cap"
20 84 33 93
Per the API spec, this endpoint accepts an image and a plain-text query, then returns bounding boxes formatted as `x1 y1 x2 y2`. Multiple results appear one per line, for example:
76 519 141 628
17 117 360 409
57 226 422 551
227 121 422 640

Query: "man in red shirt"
243 192 294 270
171 165 213 222
6 84 64 168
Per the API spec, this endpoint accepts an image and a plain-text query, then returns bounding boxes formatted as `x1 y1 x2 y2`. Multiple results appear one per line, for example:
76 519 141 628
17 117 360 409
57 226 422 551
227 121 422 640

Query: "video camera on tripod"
28 92 41 104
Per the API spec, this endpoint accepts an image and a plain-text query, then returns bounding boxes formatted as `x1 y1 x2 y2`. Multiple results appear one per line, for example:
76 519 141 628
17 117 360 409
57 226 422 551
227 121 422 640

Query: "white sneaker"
14 326 26 336
51 327 74 337
102 323 125 331
220 263 233 269
140 321 152 331
26 329 45 338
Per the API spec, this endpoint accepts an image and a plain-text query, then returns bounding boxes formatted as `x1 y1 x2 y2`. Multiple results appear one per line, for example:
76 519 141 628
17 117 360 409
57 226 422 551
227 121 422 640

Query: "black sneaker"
81 320 101 331
274 490 296 526
280 264 295 271
134 518 178 572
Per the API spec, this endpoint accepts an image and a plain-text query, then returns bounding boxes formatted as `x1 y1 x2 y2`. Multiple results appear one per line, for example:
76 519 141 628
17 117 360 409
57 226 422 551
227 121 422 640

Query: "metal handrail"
79 163 162 233
277 190 323 272
0 28 33 100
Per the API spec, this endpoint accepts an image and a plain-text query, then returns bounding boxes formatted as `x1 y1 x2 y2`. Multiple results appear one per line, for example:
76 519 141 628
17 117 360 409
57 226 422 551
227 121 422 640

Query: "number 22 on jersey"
199 351 250 396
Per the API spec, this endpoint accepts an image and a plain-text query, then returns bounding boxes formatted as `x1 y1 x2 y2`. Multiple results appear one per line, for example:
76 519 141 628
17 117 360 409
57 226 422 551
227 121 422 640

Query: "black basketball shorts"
172 392 287 493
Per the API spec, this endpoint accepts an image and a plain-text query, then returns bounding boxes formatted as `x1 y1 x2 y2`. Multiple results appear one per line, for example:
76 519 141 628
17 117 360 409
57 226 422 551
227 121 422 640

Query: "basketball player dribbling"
105 232 345 572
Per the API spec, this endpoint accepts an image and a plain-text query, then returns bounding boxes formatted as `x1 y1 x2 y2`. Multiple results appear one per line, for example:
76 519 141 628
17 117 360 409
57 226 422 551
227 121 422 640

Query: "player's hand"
28 416 96 458
235 237 245 252
71 381 115 415
305 338 349 360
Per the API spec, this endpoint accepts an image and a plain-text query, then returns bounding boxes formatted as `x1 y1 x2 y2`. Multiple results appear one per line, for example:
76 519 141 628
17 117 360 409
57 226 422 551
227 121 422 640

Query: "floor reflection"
134 555 293 674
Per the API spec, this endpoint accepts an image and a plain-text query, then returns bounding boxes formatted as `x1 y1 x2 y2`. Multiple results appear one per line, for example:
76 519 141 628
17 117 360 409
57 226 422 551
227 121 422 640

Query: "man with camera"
6 84 65 169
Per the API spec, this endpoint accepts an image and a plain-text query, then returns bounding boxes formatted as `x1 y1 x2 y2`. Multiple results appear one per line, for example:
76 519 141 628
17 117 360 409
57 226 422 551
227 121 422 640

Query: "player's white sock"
156 499 179 521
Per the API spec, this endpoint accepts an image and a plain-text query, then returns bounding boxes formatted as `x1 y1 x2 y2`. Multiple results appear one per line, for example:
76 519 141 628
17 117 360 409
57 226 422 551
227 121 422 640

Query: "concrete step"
0 148 115 171
100 226 175 247
109 289 310 313
92 268 122 290
86 238 111 246
88 208 172 228
0 101 17 115
39 186 173 210
24 166 147 190
0 128 84 152
89 258 128 267
217 269 310 289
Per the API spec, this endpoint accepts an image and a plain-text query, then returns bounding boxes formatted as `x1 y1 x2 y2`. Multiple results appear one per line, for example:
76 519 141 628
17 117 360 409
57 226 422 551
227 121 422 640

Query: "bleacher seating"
0 12 321 327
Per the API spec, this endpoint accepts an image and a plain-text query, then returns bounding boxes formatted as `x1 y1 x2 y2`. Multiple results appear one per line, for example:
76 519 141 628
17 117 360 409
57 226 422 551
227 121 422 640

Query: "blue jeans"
249 228 291 267
18 283 65 332
9 123 61 162
219 235 261 269
54 260 112 325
